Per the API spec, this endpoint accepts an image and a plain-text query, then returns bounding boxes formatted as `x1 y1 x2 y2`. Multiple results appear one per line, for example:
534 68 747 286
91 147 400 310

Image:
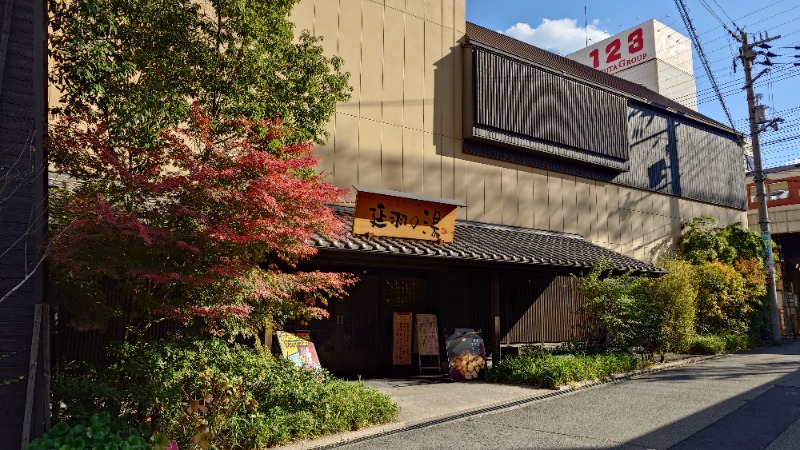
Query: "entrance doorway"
379 276 428 369
309 273 428 375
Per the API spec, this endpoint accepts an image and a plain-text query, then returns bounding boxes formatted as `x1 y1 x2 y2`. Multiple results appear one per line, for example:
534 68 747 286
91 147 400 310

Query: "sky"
466 0 800 169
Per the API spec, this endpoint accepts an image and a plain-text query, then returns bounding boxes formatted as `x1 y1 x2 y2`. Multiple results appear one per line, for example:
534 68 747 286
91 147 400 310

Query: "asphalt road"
338 341 800 450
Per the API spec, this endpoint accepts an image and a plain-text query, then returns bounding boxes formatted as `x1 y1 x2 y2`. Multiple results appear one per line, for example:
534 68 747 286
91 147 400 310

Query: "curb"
305 353 724 449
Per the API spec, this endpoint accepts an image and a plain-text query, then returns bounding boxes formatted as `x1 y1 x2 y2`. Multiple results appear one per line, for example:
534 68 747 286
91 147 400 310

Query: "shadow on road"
617 342 800 450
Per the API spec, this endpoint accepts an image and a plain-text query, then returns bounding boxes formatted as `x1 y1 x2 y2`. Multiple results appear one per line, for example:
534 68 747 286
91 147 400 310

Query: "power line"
630 6 800 92
673 0 737 130
710 0 740 28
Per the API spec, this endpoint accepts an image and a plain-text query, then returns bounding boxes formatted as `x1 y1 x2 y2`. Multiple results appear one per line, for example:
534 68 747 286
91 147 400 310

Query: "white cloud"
502 18 611 55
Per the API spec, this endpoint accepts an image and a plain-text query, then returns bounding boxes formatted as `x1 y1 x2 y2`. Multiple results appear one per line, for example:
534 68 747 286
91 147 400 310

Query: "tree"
645 258 697 352
48 0 355 339
678 217 765 265
575 259 650 351
50 0 349 146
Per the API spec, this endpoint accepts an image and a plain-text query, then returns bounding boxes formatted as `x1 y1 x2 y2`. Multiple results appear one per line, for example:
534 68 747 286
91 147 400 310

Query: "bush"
678 218 770 350
644 258 697 352
746 304 771 348
26 413 150 450
55 338 398 448
734 257 771 347
678 217 765 265
488 351 651 389
695 261 749 335
575 259 651 351
688 335 726 355
720 332 749 351
575 259 674 357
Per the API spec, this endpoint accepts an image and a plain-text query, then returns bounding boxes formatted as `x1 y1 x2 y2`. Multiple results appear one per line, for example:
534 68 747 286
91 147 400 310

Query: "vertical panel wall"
291 0 745 261
297 0 465 204
0 0 47 446
501 274 585 343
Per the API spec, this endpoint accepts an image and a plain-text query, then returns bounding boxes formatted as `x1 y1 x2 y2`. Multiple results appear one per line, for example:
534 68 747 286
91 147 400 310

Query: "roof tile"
310 206 663 273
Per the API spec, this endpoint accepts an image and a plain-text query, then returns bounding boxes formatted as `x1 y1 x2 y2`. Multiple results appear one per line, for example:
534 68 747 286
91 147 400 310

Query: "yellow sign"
353 192 458 243
276 331 321 371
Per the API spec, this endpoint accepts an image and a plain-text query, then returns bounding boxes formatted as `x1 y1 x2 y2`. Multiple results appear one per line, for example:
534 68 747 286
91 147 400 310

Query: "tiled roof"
465 22 733 134
310 206 663 274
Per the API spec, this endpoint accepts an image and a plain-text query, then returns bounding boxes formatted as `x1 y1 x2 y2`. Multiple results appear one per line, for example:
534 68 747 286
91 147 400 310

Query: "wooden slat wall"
462 45 745 213
500 273 586 344
617 104 745 209
465 105 745 212
430 270 491 341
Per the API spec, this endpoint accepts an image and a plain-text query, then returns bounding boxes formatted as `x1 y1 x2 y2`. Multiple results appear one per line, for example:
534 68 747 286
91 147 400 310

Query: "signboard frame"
415 314 441 373
351 186 465 243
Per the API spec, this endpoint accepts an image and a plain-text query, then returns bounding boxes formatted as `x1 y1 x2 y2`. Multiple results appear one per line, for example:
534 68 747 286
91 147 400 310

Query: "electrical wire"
673 0 737 130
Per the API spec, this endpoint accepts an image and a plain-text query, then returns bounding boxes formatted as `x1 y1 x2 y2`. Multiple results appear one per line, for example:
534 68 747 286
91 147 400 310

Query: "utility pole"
738 30 783 345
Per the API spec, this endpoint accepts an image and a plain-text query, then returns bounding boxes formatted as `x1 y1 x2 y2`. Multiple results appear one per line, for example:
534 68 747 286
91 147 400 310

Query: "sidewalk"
276 353 723 450
277 377 552 450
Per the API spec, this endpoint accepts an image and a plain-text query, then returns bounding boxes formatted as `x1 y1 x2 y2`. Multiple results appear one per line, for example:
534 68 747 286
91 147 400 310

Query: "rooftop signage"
566 19 693 76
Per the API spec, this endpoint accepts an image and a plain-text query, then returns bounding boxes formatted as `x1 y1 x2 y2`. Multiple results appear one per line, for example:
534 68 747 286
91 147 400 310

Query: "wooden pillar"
490 271 501 366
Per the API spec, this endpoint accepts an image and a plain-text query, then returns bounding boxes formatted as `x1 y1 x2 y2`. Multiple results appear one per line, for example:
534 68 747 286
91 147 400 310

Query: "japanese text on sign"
353 192 458 243
415 314 439 356
392 312 412 365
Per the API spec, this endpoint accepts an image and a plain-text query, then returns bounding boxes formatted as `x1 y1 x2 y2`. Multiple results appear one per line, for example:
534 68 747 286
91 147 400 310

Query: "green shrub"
25 413 150 450
488 351 650 389
55 338 398 449
645 258 697 353
678 217 766 265
746 304 771 347
720 333 749 351
575 259 651 351
695 261 749 335
688 335 726 354
735 257 771 347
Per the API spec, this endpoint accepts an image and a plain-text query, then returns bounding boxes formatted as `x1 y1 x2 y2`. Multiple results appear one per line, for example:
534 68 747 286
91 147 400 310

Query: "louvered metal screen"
473 47 629 161
464 101 747 210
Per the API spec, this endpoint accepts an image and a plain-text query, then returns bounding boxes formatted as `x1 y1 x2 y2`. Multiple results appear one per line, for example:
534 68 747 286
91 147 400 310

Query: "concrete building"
288 0 748 375
567 19 698 111
746 165 800 335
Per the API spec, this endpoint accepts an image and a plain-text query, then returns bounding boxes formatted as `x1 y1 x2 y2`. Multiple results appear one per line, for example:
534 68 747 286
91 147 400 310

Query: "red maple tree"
49 104 356 339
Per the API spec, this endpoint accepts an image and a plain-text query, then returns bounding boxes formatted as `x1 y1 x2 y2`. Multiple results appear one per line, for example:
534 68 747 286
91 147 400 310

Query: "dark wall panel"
616 104 745 209
471 47 629 166
430 270 491 341
501 274 585 343
0 0 47 447
465 46 746 210
465 102 746 210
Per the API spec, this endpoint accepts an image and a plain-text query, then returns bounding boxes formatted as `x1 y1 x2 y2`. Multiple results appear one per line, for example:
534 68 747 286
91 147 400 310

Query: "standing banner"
392 312 413 365
276 331 322 371
415 314 441 372
415 314 439 356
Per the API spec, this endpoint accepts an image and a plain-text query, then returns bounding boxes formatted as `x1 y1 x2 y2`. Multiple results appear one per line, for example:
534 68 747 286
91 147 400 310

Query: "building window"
751 181 790 203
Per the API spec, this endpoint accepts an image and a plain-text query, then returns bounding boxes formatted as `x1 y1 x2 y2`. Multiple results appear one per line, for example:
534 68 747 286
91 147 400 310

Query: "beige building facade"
746 167 800 235
746 166 800 335
290 0 746 263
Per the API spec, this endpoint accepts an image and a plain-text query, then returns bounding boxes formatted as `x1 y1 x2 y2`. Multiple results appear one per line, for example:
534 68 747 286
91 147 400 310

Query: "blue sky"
466 0 800 169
